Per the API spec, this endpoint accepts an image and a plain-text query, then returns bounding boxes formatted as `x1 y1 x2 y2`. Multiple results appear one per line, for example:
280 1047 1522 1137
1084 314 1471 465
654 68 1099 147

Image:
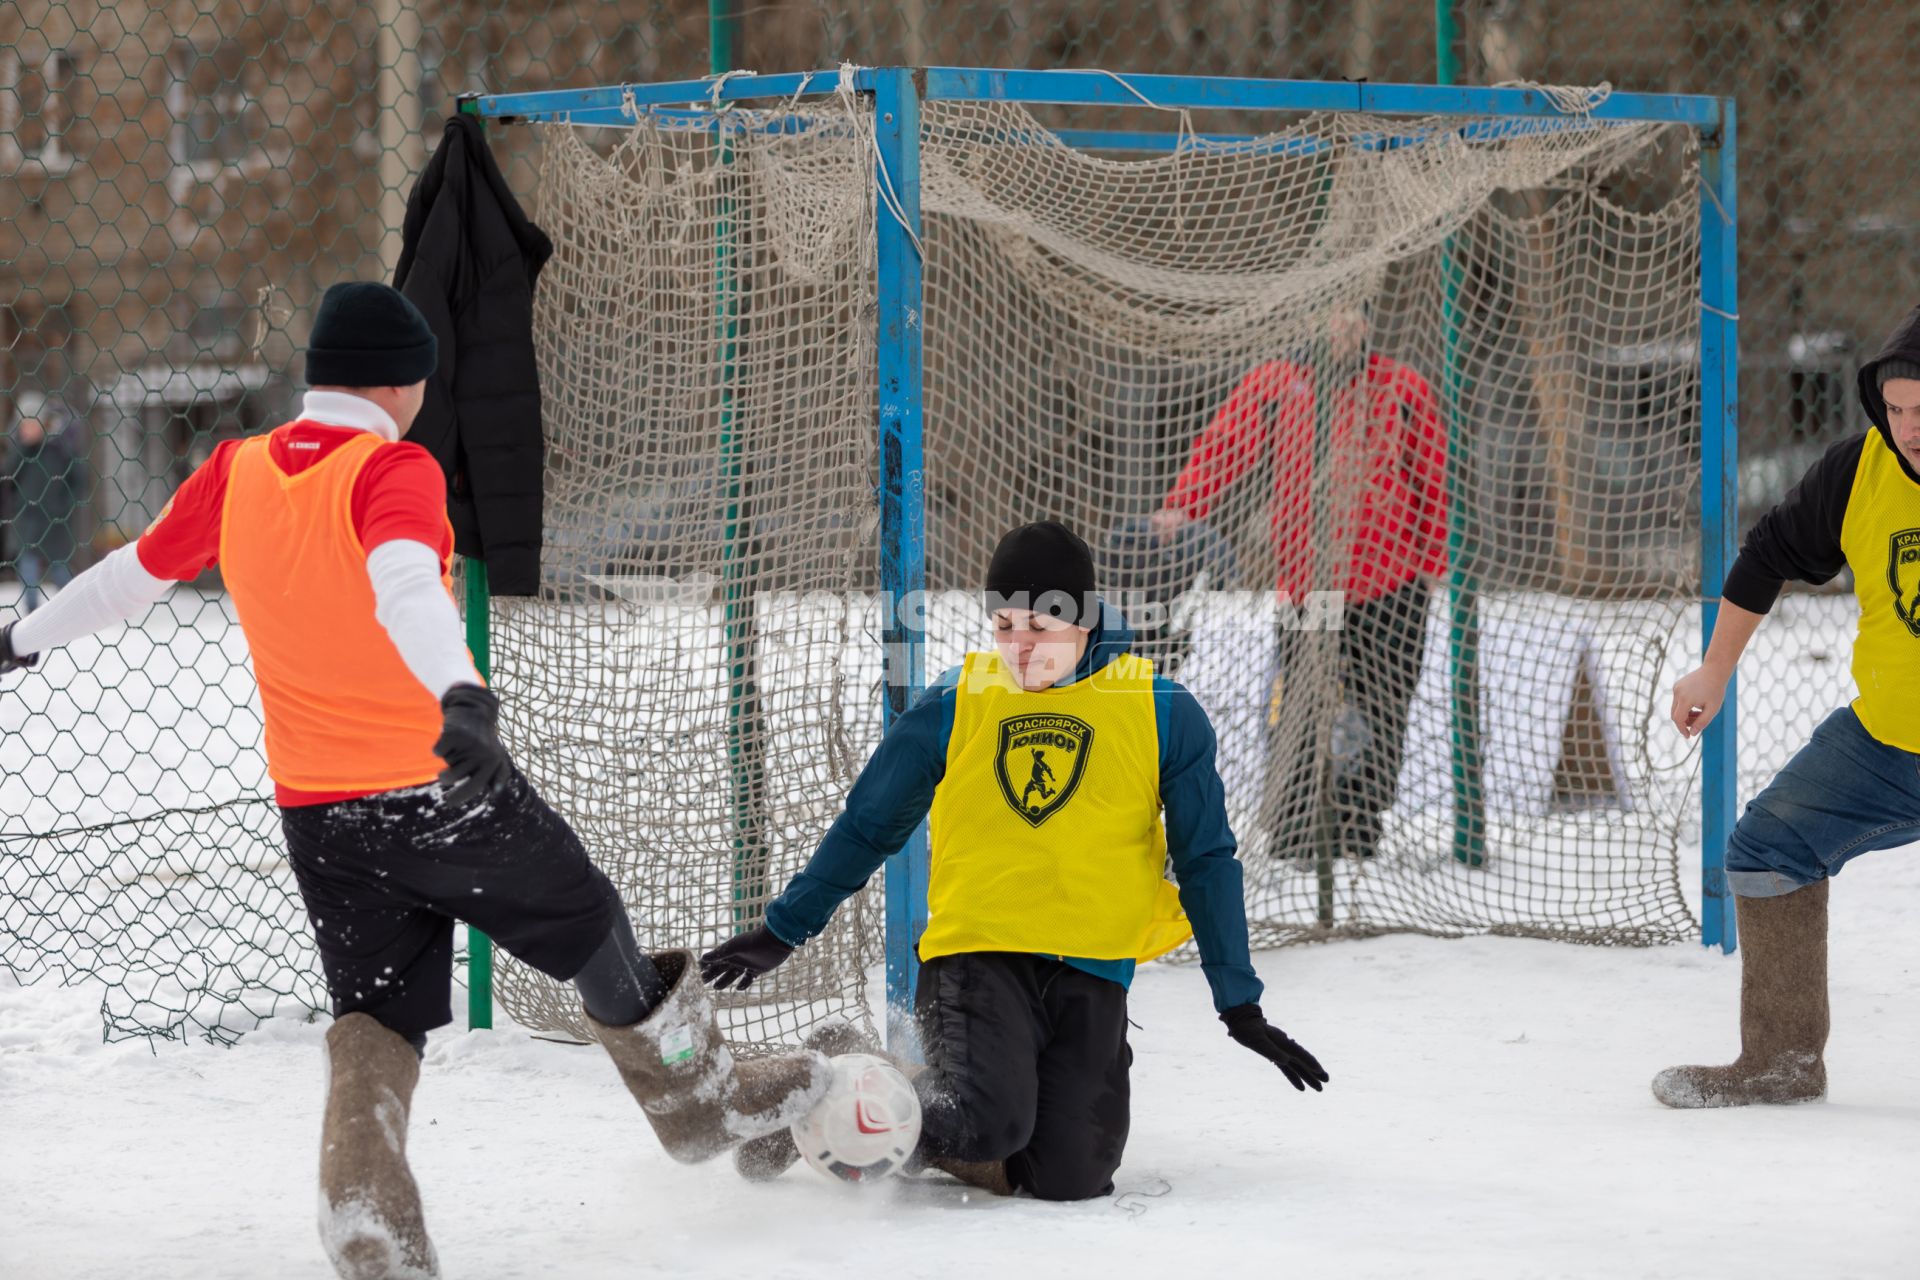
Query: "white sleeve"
9 542 174 655
367 539 483 701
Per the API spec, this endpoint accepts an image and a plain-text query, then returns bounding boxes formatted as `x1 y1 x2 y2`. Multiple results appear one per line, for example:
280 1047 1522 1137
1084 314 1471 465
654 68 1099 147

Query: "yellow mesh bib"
921 650 1193 963
1842 431 1920 752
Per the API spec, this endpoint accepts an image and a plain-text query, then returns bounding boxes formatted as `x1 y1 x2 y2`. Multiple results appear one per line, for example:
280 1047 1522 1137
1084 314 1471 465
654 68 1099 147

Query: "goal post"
461 67 1741 1049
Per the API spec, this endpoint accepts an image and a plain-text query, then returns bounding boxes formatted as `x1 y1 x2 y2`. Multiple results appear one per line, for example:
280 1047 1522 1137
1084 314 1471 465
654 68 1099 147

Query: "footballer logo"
994 713 1094 827
1890 529 1920 638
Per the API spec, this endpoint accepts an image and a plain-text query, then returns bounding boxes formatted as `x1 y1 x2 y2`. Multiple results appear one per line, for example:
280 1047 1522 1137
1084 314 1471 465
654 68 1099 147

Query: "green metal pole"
1435 0 1460 89
1436 0 1486 867
464 561 494 1028
709 3 771 927
458 97 495 1029
710 0 739 76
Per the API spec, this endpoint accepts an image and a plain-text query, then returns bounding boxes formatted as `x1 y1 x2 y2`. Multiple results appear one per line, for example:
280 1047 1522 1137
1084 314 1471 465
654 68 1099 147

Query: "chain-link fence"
2 1 1904 1042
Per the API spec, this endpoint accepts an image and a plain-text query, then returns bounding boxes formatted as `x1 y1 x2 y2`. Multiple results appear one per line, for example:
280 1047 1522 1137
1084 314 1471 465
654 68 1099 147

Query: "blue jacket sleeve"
763 669 959 946
1155 677 1265 1013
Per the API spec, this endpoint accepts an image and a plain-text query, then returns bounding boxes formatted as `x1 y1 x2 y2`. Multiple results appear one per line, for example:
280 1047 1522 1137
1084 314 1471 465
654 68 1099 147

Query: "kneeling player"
0 283 828 1279
701 520 1327 1200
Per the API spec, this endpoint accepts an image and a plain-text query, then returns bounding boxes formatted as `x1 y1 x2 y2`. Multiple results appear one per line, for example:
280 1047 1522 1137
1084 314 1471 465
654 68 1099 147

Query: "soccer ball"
792 1053 923 1184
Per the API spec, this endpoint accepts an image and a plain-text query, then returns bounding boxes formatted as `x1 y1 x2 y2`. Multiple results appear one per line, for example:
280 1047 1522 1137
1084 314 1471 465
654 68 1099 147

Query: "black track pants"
913 951 1132 1201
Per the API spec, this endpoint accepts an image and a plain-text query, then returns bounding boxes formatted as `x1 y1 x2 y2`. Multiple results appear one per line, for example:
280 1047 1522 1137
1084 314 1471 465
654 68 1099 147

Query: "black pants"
913 952 1131 1201
1271 581 1429 854
281 771 621 1038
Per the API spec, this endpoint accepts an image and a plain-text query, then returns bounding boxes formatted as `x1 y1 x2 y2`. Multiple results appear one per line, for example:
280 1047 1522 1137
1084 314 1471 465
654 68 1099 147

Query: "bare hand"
1148 508 1188 544
1670 665 1728 738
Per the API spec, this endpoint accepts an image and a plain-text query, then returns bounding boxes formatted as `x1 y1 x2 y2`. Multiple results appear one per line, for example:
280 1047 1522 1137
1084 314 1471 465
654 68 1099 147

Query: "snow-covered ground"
5 843 1916 1280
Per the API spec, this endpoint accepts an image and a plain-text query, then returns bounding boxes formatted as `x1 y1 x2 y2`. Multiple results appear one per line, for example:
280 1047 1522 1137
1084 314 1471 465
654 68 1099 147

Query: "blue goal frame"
465 67 1741 1042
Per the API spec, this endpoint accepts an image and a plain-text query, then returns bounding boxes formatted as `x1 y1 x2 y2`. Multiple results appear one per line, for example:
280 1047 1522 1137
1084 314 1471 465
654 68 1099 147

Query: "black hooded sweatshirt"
394 113 553 596
1721 305 1920 614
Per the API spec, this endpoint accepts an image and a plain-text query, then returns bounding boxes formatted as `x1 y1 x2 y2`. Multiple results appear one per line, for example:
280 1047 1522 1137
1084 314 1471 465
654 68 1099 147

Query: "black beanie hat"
305 282 438 387
984 520 1097 625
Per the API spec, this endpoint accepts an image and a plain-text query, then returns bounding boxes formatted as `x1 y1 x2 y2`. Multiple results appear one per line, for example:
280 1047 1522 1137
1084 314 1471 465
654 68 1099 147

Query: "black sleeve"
1721 433 1867 614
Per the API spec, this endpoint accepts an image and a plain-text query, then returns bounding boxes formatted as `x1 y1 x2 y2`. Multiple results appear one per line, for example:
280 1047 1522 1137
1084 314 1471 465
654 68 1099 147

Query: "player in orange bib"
701 520 1328 1200
1 282 828 1279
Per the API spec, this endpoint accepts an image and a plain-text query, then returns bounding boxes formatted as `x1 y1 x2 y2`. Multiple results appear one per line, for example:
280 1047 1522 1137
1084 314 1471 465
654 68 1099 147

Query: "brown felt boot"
590 949 833 1163
318 1014 439 1280
1652 880 1829 1109
734 1018 881 1181
893 1060 1014 1197
925 1156 1015 1196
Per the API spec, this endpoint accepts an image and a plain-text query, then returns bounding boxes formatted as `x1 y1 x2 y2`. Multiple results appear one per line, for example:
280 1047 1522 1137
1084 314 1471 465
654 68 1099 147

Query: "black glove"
433 685 514 809
1222 1004 1329 1092
699 925 795 991
1 622 38 679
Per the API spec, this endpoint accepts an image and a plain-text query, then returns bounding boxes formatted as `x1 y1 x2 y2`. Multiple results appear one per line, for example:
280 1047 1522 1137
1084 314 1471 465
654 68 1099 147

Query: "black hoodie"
394 113 554 596
1721 306 1920 614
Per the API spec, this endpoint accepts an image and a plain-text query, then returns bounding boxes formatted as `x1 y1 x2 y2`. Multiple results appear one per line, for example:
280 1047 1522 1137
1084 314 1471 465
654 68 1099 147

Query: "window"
167 40 267 172
0 48 77 173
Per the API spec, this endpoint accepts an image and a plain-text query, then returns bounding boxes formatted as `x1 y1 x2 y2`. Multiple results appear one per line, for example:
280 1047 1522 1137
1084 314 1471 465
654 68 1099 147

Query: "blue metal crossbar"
922 68 1721 128
468 70 854 122
470 67 1723 133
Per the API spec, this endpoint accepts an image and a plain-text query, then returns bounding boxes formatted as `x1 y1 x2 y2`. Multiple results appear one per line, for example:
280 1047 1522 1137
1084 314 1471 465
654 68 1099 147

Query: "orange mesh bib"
219 431 456 793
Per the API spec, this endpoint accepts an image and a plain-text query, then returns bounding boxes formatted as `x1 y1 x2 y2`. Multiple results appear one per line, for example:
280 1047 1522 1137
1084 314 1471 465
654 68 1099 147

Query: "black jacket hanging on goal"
393 113 553 596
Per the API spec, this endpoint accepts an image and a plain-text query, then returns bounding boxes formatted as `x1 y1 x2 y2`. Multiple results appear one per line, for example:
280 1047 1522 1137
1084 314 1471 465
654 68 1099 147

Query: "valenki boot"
925 1156 1015 1196
1652 879 1829 1108
318 1014 439 1280
590 949 832 1163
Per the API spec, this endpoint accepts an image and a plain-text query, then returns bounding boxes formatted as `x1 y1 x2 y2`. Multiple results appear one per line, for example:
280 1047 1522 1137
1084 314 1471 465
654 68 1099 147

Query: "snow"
5 846 1917 1279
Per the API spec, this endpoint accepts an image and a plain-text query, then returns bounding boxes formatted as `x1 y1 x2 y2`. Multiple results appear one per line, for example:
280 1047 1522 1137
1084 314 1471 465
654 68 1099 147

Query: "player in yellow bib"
700 521 1328 1199
1654 305 1920 1108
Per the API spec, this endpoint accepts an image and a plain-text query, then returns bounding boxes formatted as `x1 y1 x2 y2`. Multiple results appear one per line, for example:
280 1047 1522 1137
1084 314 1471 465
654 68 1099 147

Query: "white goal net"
490 80 1704 1047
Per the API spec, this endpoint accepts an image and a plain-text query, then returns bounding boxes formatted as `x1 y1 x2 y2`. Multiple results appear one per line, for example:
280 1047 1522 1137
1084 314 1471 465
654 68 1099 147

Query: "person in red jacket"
0 282 827 1280
1153 306 1448 861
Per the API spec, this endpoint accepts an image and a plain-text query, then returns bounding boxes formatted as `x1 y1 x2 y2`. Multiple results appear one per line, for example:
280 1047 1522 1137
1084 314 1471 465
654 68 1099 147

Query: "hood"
1056 597 1134 688
1856 305 1920 474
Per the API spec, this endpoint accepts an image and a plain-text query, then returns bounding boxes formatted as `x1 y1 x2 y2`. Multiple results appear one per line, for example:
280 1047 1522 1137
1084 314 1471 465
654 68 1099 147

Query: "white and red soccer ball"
792 1053 922 1184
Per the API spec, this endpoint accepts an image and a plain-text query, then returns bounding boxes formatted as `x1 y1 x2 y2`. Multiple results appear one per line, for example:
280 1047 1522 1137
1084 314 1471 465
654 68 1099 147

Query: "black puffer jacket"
394 113 553 596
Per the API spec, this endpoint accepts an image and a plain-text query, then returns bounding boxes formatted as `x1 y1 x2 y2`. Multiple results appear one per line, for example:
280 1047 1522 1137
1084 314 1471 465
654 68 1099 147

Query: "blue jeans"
1726 705 1920 897
15 548 72 612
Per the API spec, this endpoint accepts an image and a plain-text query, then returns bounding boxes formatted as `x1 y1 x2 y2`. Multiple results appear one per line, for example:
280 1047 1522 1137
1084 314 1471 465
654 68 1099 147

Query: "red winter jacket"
1163 353 1449 604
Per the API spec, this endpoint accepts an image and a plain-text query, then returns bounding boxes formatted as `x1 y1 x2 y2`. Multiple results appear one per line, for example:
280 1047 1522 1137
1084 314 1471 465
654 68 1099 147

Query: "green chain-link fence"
2 1 1906 1042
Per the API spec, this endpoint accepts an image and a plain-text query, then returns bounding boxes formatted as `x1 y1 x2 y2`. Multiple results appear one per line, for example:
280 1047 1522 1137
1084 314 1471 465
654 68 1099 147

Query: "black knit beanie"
305 282 438 387
1879 358 1920 389
984 520 1097 625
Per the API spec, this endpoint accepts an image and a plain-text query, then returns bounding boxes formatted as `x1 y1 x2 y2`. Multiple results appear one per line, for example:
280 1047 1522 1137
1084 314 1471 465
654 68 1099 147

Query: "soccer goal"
455 68 1740 1051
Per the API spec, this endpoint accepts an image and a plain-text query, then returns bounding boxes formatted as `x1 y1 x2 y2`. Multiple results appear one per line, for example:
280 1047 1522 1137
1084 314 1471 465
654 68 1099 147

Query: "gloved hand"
433 684 514 808
1 622 38 679
1222 1004 1329 1092
699 925 795 991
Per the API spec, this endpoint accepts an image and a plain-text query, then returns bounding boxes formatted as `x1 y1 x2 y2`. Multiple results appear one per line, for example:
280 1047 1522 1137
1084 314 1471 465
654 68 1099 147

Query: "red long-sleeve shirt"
139 419 455 807
1164 353 1449 603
